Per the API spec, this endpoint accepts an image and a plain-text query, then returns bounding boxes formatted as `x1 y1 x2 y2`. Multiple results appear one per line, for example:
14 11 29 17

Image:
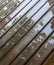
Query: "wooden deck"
0 0 54 65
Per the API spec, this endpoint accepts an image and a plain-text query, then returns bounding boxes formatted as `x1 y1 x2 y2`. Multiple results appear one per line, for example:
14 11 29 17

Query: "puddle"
0 0 54 65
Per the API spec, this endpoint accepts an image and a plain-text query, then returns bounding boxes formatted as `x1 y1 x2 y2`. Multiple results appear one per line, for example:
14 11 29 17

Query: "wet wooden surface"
0 0 54 65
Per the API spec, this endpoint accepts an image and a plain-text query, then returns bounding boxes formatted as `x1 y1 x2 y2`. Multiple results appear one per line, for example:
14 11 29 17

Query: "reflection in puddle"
0 0 51 37
0 4 53 61
0 0 54 65
0 13 53 65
